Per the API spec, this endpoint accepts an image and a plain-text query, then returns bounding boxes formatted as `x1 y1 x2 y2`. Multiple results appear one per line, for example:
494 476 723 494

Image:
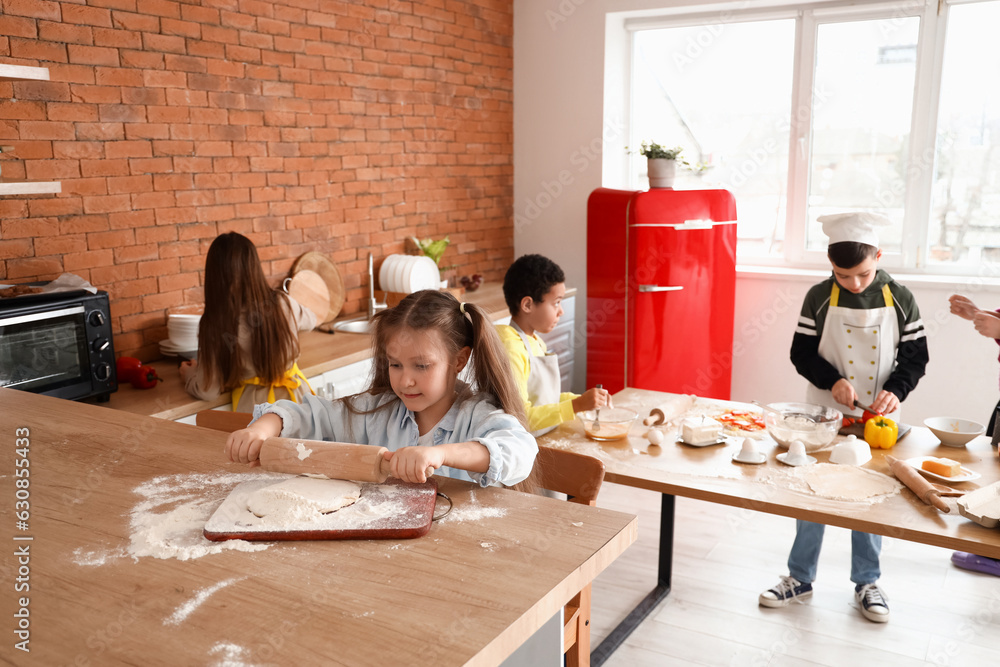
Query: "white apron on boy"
511 322 562 437
806 283 901 422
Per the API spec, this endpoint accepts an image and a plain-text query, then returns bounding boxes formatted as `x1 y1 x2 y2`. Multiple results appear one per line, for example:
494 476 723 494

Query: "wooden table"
537 387 1000 664
0 388 635 666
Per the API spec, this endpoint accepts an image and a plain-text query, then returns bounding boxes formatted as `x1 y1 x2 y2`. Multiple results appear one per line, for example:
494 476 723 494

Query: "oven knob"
92 337 110 353
94 363 111 382
88 310 106 327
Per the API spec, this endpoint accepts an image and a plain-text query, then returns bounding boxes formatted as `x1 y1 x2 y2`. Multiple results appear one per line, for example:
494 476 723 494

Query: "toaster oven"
0 289 117 402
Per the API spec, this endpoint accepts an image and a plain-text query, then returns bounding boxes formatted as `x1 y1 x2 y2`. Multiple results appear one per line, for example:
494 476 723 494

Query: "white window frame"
617 0 992 276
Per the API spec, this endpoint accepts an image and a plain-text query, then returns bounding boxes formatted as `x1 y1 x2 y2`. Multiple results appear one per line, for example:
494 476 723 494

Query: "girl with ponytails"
226 290 537 487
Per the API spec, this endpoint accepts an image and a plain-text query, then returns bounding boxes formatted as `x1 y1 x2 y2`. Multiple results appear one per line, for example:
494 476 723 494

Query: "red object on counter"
586 187 737 399
131 365 161 390
116 356 143 384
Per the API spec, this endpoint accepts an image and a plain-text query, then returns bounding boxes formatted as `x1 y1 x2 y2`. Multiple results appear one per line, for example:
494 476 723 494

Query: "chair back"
534 446 605 505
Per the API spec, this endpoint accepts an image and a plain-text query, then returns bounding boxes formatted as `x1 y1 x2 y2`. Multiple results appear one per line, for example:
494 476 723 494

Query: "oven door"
0 305 94 398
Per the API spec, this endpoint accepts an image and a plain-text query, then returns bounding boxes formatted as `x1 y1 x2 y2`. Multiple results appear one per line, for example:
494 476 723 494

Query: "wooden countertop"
539 387 1000 559
0 388 636 666
99 283 528 420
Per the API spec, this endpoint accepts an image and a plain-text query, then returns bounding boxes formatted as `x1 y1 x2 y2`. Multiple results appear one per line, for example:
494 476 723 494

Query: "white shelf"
0 180 62 196
0 64 50 82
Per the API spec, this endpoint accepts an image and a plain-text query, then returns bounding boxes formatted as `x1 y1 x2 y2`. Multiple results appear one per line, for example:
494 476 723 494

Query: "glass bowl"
764 402 842 451
577 407 637 441
924 417 986 447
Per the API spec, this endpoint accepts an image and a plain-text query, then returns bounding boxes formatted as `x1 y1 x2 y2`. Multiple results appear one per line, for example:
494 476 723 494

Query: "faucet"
367 253 387 320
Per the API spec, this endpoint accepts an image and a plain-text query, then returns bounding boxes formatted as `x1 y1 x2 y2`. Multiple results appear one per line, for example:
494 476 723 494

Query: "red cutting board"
203 477 438 542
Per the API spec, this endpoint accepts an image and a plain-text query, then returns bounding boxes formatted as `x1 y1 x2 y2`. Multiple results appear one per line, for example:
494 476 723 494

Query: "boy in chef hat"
759 211 929 623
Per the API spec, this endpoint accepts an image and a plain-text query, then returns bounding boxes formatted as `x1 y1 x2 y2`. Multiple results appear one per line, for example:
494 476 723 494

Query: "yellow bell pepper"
864 416 899 449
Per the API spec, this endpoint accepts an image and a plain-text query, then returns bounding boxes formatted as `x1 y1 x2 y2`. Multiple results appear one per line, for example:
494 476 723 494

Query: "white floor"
590 483 1000 667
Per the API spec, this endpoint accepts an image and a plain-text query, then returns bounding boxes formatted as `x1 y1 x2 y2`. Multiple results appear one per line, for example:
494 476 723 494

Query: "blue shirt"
253 382 537 487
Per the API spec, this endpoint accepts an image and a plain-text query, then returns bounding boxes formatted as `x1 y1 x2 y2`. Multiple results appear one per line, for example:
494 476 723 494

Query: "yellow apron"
230 362 314 410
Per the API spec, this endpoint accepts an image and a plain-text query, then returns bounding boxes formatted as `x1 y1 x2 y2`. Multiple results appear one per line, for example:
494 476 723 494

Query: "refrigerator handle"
638 285 684 293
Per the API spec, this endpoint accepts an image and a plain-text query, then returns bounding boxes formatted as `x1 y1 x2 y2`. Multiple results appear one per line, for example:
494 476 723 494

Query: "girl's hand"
973 311 1000 339
831 378 857 410
225 414 282 465
178 359 197 381
949 294 979 320
382 446 444 483
870 390 900 416
572 386 612 413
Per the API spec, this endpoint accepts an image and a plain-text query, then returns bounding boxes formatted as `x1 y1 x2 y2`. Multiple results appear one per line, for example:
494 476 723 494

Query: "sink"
331 318 373 334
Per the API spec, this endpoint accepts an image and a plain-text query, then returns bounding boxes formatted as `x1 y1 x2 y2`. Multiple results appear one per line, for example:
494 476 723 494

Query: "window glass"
806 17 919 255
928 1 1000 267
632 20 795 259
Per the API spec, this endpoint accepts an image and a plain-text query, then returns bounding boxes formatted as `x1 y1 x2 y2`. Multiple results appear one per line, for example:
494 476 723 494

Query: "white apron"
512 322 563 437
806 283 901 422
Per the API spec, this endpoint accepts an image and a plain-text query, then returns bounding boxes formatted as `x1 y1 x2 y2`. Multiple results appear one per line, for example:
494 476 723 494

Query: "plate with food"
904 456 981 483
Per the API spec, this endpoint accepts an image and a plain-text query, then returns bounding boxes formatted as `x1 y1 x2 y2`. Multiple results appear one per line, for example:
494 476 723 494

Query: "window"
625 0 1000 274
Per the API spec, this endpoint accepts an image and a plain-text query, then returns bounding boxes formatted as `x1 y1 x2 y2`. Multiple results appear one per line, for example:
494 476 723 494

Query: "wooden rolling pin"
885 455 950 513
260 438 391 483
642 396 695 426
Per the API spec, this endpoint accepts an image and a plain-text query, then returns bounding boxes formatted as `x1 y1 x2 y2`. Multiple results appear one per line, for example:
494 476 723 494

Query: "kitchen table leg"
591 493 674 666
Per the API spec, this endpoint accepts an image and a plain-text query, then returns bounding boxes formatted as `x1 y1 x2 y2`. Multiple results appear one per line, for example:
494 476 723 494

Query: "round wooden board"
291 252 345 323
286 269 330 323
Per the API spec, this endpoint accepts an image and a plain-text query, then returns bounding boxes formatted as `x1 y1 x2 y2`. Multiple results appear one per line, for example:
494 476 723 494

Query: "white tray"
904 456 981 483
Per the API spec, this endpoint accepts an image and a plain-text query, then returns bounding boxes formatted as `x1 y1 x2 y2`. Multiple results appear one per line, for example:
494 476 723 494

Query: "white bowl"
924 417 986 447
829 437 872 466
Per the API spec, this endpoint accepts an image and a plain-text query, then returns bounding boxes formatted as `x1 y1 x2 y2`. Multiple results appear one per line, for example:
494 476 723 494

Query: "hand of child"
949 294 980 320
831 378 857 410
382 447 443 484
973 311 1000 339
572 387 612 413
178 359 197 381
224 414 282 466
869 390 899 416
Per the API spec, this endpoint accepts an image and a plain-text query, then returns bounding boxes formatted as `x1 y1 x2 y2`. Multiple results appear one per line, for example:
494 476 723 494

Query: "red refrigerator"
586 187 738 399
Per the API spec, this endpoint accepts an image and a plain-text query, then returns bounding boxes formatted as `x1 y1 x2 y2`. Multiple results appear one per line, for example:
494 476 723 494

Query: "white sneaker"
759 575 813 608
855 582 890 623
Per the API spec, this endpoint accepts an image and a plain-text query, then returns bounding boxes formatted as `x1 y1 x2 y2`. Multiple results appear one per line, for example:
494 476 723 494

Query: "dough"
247 477 362 519
799 464 900 502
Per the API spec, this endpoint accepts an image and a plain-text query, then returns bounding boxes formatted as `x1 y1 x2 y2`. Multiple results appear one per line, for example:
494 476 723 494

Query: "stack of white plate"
160 312 201 356
378 254 441 294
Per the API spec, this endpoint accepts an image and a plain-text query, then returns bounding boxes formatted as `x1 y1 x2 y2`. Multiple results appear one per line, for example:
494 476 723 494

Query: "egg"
646 428 665 445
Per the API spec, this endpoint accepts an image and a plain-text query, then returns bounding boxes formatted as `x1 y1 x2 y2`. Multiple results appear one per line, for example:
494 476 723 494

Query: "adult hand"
948 294 979 320
831 378 857 410
973 311 1000 339
870 390 899 416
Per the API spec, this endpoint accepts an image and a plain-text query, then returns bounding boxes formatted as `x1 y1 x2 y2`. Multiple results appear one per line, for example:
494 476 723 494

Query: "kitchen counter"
0 387 636 666
99 283 541 421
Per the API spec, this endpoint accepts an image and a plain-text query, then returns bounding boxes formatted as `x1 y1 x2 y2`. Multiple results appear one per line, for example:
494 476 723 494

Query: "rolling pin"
260 438 391 482
885 455 950 513
642 396 695 426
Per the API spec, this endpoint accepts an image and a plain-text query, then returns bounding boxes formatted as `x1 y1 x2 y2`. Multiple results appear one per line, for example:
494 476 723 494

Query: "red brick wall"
0 0 514 360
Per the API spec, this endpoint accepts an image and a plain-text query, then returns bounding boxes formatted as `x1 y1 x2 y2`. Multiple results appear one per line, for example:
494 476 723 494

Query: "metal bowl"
576 407 637 442
765 402 842 451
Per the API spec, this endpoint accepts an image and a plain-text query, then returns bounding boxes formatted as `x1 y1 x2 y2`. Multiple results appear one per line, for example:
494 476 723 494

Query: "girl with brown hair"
179 232 318 412
226 290 537 488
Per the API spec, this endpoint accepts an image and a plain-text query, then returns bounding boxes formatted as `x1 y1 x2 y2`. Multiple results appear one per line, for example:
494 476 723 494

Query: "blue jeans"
787 520 881 586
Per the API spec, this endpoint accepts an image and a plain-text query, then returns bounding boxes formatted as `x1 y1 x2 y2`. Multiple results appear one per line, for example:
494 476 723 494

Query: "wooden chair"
195 410 253 432
533 446 606 667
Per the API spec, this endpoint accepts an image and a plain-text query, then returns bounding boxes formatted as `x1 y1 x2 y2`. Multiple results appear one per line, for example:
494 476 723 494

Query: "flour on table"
209 642 253 667
295 442 312 460
165 577 246 626
246 477 361 519
762 463 902 503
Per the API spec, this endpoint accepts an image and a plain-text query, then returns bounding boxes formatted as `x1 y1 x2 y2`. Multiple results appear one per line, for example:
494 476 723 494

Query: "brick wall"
0 0 514 360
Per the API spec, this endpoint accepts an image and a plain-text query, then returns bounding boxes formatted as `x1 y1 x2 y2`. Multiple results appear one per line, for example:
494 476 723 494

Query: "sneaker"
855 582 890 623
951 552 1000 577
759 575 813 608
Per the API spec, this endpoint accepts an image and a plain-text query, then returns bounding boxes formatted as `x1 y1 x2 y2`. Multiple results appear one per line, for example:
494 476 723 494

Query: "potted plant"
629 141 685 189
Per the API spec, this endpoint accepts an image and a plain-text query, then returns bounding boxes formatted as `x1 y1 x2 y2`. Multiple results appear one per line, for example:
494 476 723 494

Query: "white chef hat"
818 212 892 247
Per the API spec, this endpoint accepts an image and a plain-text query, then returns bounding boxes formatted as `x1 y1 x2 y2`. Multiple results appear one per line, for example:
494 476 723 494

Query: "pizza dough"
797 464 901 502
247 477 362 519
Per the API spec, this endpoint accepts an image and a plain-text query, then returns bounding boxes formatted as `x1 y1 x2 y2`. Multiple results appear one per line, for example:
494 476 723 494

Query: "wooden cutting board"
286 269 330 323
291 252 345 323
839 420 912 440
203 476 438 541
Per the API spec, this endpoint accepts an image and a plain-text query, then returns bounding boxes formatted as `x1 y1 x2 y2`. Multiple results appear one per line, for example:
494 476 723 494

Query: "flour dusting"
165 577 246 626
209 642 253 667
295 442 312 460
72 546 126 566
129 472 280 560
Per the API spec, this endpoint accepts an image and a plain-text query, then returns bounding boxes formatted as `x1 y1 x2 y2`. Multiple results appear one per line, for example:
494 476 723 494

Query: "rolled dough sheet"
789 464 901 502
247 477 361 519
